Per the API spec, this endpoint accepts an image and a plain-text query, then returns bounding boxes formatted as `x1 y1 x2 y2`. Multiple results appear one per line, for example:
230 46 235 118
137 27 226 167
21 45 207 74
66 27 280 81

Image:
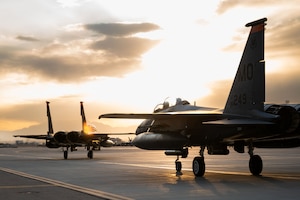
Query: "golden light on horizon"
0 119 39 131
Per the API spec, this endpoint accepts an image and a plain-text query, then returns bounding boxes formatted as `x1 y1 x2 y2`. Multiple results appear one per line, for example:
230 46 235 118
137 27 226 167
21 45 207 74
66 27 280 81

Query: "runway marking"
0 167 133 200
97 161 300 180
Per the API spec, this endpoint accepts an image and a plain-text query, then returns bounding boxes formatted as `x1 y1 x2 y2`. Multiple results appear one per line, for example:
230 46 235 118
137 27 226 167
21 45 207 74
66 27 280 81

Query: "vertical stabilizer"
224 18 267 116
46 101 54 136
80 101 87 133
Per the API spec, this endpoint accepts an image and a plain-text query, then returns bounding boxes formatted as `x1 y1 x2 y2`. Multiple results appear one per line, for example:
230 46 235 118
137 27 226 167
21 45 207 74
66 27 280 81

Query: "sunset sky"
0 0 299 142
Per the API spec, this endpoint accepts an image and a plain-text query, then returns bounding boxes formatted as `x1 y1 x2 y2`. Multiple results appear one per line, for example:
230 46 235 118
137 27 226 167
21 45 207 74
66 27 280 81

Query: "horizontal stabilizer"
14 135 48 139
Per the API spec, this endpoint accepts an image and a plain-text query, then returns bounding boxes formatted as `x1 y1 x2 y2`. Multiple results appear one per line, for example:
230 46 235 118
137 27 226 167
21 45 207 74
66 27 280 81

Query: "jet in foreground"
99 18 300 177
15 101 114 159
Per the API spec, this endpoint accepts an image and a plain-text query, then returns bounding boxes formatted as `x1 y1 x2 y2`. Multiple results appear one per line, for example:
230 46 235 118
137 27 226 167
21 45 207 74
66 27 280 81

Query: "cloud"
84 22 160 37
198 68 300 108
220 12 300 61
16 35 40 42
266 15 300 58
0 22 160 83
197 80 231 108
90 37 159 58
0 49 140 82
216 0 287 14
266 68 300 104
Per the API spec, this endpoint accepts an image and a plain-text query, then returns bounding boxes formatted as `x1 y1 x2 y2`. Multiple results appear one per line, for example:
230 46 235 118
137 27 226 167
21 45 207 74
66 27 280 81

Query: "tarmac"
1 146 300 199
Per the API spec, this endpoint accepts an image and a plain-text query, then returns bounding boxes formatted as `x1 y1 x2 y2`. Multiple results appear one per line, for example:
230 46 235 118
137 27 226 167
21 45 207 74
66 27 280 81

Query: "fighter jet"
15 101 114 159
99 18 300 177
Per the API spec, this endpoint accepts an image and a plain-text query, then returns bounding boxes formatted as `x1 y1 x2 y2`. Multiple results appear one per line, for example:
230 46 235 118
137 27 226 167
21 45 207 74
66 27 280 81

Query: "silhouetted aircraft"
15 101 114 159
99 18 300 177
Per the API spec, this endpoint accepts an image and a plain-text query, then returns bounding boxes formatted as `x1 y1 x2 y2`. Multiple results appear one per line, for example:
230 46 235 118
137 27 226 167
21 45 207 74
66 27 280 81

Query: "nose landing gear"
175 156 182 174
165 148 188 174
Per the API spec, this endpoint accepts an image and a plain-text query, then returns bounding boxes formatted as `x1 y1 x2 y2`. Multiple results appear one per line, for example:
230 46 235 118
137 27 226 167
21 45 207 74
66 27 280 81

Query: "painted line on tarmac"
97 161 300 180
0 167 133 200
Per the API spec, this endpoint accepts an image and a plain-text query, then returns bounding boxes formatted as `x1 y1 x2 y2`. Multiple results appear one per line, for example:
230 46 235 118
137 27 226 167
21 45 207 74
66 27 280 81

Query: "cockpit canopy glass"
153 97 190 113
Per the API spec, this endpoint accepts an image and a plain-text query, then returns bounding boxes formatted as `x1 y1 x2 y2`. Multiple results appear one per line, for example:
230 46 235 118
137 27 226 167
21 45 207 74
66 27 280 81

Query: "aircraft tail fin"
224 18 267 116
46 101 54 136
80 101 87 133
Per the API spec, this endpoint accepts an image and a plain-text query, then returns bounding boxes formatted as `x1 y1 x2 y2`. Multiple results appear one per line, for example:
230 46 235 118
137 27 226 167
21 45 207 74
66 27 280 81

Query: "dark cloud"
84 22 160 36
0 22 160 82
90 37 159 58
0 49 141 82
16 35 39 42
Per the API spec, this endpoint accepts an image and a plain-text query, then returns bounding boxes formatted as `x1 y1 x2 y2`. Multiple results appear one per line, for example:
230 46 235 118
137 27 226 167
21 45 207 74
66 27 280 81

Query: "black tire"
63 150 68 159
175 161 182 172
193 157 205 177
249 155 263 176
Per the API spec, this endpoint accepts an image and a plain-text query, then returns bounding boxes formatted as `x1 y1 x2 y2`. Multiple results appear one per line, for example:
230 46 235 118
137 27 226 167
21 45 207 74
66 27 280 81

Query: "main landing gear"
170 147 206 177
62 146 95 159
192 146 206 177
248 144 263 176
63 146 76 159
172 144 263 177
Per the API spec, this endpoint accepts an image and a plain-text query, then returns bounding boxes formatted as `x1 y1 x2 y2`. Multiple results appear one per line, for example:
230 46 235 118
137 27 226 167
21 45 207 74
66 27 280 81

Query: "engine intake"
265 104 300 133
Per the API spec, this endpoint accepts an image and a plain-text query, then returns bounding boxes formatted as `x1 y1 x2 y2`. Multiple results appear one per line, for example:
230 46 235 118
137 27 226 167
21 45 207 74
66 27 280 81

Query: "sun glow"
0 119 39 131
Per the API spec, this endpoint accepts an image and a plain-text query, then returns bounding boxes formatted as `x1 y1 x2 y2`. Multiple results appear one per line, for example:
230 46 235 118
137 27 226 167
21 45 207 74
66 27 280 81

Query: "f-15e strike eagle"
99 18 300 177
15 101 114 159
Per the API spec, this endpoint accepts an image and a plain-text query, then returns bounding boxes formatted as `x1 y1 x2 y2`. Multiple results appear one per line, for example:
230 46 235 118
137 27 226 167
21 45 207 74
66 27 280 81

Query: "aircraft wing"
14 135 48 139
99 110 223 120
99 111 275 126
203 119 274 125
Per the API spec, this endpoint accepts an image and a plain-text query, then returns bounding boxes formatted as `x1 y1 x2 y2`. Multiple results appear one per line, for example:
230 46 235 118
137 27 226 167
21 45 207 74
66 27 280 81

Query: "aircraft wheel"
193 157 205 177
87 150 93 159
175 161 182 172
63 150 68 159
249 155 263 176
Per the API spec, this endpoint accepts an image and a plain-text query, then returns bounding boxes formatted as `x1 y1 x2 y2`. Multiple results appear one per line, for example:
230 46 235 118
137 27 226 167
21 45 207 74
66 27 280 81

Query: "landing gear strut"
63 146 70 159
192 146 205 177
175 156 182 173
165 148 188 174
87 150 93 159
248 144 263 176
63 149 68 159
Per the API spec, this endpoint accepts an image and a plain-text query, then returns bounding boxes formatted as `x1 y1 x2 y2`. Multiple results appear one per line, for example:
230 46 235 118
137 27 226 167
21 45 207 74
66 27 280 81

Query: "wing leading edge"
99 109 223 121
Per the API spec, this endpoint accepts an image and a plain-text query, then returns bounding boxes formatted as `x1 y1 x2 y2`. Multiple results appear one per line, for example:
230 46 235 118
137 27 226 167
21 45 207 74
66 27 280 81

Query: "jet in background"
15 101 114 159
99 18 300 177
